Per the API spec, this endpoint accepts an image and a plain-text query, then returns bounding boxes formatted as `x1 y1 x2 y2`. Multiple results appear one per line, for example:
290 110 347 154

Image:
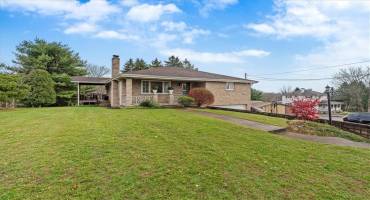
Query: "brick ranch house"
72 55 257 109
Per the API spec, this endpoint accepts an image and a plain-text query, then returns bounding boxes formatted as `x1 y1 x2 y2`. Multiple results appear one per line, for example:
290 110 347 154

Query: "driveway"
187 109 370 149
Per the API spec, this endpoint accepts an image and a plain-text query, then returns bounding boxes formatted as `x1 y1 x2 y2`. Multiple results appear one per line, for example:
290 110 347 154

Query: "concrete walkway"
280 132 370 148
187 109 286 133
187 109 370 149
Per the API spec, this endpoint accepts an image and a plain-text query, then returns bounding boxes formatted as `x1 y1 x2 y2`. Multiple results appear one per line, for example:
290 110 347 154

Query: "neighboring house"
73 55 256 109
280 88 344 113
251 101 293 115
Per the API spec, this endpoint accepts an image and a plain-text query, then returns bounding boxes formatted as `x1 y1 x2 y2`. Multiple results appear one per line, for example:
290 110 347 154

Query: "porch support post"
118 79 122 106
77 82 80 106
153 93 158 104
169 94 174 105
126 78 132 106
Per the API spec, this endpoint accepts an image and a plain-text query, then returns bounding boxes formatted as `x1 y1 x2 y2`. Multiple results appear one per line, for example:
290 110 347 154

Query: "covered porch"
71 76 110 106
108 77 205 107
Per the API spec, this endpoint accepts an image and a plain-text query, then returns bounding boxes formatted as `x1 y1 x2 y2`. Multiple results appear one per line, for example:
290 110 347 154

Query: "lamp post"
325 85 334 125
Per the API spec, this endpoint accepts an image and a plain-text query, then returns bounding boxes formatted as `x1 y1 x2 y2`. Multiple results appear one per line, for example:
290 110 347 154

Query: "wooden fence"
208 106 370 139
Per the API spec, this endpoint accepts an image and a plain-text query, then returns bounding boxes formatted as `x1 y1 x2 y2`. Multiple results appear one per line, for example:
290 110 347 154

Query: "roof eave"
116 74 255 83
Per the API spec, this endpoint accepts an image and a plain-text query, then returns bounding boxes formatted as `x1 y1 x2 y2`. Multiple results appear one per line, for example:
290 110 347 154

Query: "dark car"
343 113 370 124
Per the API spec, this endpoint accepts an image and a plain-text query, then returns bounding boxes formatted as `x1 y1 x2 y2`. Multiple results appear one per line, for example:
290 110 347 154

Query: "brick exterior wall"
110 80 119 107
110 79 251 107
205 82 251 108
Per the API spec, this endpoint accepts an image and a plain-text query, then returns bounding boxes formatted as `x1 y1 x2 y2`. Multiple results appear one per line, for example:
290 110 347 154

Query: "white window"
141 81 171 94
163 82 170 93
225 82 234 90
142 81 150 93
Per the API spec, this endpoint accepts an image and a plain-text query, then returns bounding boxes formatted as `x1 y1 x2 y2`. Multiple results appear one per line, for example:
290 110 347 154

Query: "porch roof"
115 67 257 83
71 76 110 85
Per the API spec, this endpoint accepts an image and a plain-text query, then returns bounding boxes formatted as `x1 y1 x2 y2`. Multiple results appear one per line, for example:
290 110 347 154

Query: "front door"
182 82 191 95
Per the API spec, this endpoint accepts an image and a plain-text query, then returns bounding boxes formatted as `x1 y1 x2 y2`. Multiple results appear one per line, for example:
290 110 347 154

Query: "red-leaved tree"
188 88 214 107
291 98 320 120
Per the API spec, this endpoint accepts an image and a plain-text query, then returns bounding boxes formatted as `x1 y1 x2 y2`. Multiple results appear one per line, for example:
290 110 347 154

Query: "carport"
71 76 110 106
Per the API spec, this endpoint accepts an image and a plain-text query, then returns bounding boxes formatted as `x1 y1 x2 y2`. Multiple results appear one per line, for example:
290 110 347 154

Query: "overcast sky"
1 0 369 92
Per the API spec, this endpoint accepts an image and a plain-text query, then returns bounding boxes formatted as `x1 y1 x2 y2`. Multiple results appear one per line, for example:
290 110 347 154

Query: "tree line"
0 38 198 108
122 56 197 72
0 38 109 107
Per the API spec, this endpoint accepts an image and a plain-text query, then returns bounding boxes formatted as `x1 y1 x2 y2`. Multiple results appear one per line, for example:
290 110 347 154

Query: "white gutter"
107 73 257 84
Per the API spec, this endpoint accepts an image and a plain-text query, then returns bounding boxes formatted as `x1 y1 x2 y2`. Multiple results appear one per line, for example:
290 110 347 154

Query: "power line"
248 60 370 76
253 77 333 81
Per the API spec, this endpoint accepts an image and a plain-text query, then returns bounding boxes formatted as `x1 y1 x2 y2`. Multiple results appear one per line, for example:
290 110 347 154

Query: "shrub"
177 96 194 107
22 69 56 107
189 88 214 107
139 99 159 108
0 74 29 108
291 98 320 120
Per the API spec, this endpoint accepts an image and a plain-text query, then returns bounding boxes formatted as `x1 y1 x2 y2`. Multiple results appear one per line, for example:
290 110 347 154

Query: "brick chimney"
112 55 120 78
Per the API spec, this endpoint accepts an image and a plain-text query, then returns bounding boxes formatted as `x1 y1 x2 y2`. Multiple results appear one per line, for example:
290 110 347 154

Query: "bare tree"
86 64 110 77
280 86 292 96
333 67 370 86
333 67 370 112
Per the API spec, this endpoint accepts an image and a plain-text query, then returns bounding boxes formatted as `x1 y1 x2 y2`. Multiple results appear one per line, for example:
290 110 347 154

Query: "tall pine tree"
11 38 86 105
183 58 197 70
150 58 162 68
123 58 135 72
133 59 148 71
165 56 183 67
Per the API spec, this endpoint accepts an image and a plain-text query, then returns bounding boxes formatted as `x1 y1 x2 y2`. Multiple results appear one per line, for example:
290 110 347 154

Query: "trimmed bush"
23 69 56 107
177 96 194 107
139 99 159 108
189 88 214 107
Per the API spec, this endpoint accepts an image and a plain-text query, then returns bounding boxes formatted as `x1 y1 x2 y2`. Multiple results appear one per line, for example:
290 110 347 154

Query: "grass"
202 108 288 127
0 107 369 199
288 120 370 143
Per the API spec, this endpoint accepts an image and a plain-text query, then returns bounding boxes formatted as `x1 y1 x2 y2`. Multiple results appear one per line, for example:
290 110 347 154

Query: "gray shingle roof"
121 67 255 83
71 76 110 84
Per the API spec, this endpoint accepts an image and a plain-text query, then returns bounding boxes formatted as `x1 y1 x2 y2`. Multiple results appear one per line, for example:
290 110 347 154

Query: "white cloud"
127 3 181 22
161 21 187 32
94 30 139 41
160 48 270 63
120 0 139 7
200 0 238 16
64 22 97 34
0 0 120 22
246 0 370 66
245 23 275 34
160 21 210 44
182 28 210 44
152 33 178 48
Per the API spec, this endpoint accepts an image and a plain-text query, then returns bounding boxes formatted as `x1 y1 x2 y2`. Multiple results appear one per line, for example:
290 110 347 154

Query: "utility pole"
325 85 333 125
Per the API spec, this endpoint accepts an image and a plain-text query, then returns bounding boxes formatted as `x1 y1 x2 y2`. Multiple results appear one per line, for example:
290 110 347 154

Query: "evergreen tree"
165 55 183 67
183 58 197 70
12 38 86 105
22 69 56 107
123 58 135 72
251 88 263 100
0 74 29 108
134 58 148 71
150 58 162 68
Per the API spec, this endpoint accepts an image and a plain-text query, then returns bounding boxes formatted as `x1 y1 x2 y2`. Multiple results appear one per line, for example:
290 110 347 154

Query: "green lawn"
202 108 288 127
1 107 370 199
